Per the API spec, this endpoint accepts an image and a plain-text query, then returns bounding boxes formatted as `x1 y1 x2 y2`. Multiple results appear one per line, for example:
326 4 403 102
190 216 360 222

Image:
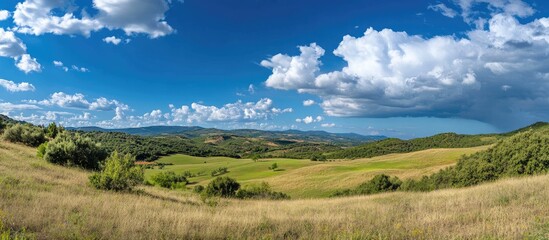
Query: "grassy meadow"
146 145 489 198
1 140 548 239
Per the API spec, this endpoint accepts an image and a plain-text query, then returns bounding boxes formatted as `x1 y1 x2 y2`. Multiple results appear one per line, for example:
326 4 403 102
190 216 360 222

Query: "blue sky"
0 0 548 139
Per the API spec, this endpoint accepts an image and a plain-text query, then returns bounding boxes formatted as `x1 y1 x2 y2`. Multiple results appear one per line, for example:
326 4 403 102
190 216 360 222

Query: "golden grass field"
148 145 489 198
1 140 548 239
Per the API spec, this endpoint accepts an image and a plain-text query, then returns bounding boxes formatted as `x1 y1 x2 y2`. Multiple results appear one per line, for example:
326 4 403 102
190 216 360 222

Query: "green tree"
2 123 46 147
204 176 240 197
46 122 59 139
44 132 107 169
89 151 144 191
268 162 278 171
150 171 188 188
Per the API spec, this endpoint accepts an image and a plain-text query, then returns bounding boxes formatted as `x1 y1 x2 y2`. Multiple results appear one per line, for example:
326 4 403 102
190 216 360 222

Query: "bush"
193 185 205 193
46 122 60 139
44 132 107 169
36 142 48 158
236 182 290 200
204 176 240 197
150 171 188 189
210 167 228 176
268 163 278 171
331 174 401 197
89 151 144 191
2 124 46 147
310 153 327 161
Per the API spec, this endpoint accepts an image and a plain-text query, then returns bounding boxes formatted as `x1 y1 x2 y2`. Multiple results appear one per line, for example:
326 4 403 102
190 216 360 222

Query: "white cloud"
29 92 129 116
0 28 41 73
0 10 10 21
296 115 323 124
248 84 255 94
261 43 325 90
455 0 535 27
321 123 336 128
428 3 458 18
0 79 35 92
12 0 177 38
0 102 40 111
53 60 88 72
262 2 549 129
16 54 41 73
303 99 315 106
71 65 89 72
103 36 122 45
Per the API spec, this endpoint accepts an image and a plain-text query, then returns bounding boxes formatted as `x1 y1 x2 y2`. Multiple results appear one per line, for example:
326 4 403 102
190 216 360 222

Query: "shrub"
44 132 107 170
236 182 290 200
310 153 327 161
89 151 144 191
204 176 240 197
150 171 188 189
46 122 60 139
2 124 46 147
193 185 204 193
210 167 228 176
268 163 278 171
36 142 48 158
331 174 401 197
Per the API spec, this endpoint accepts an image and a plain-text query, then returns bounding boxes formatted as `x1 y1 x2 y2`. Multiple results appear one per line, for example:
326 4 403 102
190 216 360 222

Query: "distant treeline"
333 125 549 197
326 133 501 159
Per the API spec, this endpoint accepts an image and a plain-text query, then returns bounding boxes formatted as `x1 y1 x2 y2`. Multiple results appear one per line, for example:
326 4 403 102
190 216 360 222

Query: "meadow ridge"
1 140 548 239
147 145 489 198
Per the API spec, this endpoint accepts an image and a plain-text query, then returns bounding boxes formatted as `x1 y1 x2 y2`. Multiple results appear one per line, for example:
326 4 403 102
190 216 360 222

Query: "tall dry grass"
0 141 548 239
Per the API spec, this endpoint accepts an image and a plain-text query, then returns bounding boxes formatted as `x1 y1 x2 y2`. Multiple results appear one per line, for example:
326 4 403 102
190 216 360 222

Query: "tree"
150 171 188 189
46 122 59 139
44 132 107 169
204 176 240 197
268 163 278 171
2 123 46 147
89 151 144 191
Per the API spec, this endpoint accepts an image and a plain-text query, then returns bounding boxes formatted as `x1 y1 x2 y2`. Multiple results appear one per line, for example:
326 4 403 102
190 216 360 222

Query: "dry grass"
1 141 548 239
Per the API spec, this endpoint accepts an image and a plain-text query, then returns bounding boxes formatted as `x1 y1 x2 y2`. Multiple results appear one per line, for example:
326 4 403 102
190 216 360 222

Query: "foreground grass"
148 146 488 198
1 141 548 239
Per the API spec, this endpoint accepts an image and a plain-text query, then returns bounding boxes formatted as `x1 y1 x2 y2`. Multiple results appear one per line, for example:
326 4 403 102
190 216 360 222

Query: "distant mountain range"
68 126 386 146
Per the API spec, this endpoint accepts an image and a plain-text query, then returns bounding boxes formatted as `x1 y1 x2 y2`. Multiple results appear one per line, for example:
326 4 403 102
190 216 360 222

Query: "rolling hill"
0 139 547 239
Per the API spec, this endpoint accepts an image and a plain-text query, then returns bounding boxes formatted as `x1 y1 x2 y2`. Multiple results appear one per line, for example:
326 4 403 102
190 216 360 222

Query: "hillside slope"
150 146 489 198
1 140 548 239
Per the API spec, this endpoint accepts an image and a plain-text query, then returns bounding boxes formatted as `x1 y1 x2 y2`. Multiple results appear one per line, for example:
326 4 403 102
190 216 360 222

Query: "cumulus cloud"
303 99 315 106
261 43 325 90
165 98 292 124
27 92 129 118
0 28 41 73
0 10 9 21
103 36 122 45
428 3 458 18
0 79 35 92
296 115 323 124
321 123 336 128
262 1 549 129
12 0 177 38
16 54 42 73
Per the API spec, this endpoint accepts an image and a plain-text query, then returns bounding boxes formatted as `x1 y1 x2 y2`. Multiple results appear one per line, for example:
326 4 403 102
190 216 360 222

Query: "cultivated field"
147 145 489 198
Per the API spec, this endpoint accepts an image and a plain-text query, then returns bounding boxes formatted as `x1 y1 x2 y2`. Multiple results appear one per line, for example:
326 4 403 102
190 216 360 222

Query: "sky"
0 0 548 139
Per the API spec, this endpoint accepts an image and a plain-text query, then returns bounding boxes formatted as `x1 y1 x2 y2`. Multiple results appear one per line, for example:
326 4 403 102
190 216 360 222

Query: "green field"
146 145 489 198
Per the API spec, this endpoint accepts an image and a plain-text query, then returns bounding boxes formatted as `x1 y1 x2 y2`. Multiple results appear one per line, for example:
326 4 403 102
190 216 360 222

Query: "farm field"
146 145 490 198
1 140 547 239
